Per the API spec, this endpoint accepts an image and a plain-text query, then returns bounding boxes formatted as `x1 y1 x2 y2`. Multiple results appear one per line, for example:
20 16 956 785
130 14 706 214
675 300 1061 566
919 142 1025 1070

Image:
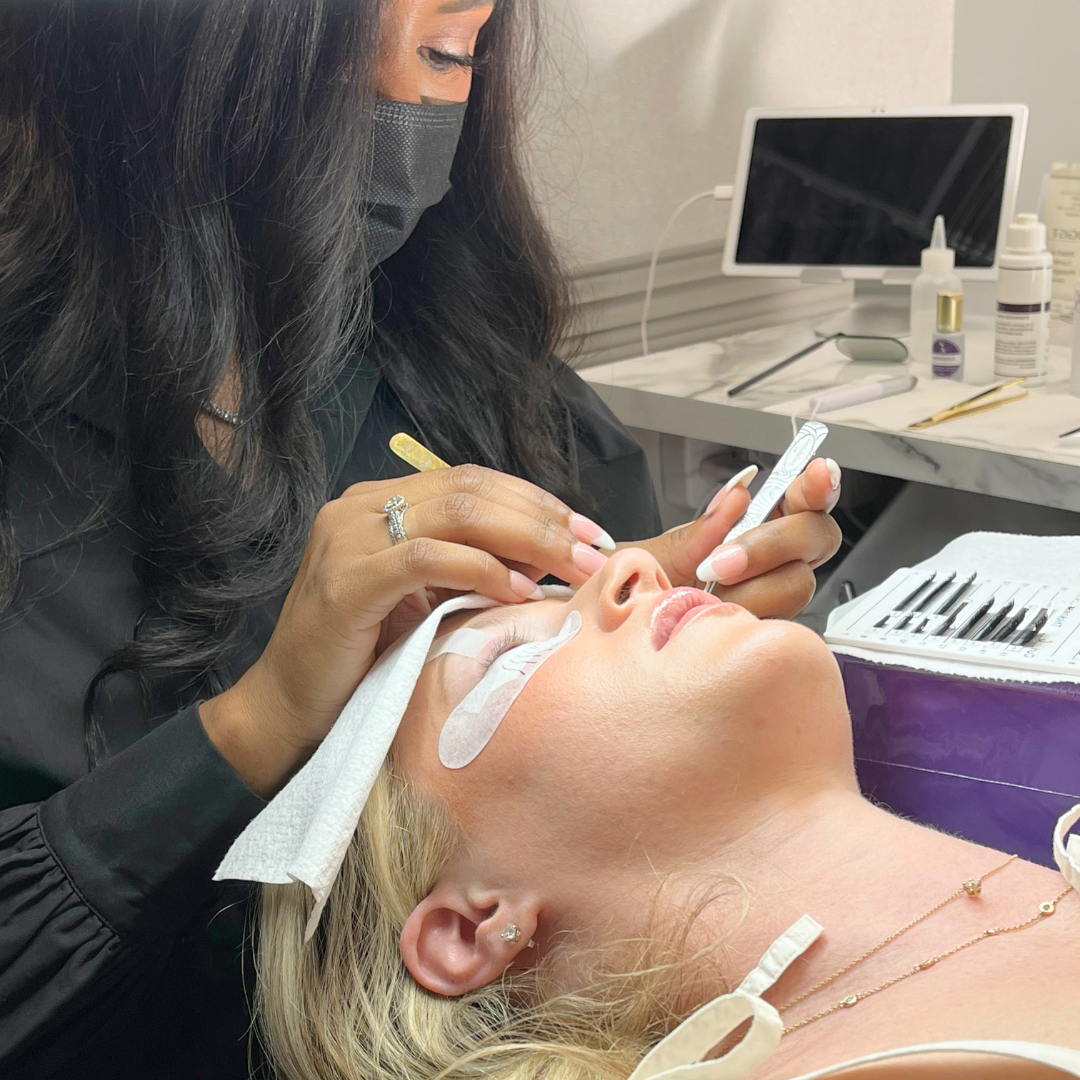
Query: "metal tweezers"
907 379 1027 430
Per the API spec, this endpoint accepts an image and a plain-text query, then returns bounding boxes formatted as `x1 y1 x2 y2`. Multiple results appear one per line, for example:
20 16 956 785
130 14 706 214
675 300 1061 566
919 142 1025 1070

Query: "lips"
650 587 741 650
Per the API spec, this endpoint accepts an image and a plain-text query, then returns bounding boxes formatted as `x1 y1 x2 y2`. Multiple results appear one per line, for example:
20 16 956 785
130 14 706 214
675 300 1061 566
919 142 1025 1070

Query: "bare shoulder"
819 1056 1075 1080
759 887 1080 1080
1001 888 1080 1041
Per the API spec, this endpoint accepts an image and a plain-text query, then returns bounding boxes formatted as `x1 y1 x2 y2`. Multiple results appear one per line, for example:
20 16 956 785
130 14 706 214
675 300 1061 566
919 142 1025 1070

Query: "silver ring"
201 401 242 426
383 496 410 545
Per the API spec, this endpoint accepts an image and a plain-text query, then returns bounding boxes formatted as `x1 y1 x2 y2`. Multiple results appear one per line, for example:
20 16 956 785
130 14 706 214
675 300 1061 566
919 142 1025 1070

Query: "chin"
748 619 846 709
685 614 844 710
747 616 838 672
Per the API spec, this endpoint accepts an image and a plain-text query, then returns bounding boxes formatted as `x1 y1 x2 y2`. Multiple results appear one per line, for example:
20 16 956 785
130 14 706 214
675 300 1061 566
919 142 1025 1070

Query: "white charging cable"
640 184 734 358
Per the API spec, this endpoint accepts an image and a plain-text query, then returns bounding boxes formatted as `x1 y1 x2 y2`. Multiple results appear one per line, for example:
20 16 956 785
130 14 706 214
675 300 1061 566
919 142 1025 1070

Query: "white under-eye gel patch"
425 627 498 663
438 610 582 769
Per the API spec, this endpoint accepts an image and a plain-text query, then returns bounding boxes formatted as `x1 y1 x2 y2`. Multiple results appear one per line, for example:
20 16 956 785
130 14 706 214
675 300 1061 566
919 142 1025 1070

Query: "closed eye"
478 628 531 671
418 46 477 73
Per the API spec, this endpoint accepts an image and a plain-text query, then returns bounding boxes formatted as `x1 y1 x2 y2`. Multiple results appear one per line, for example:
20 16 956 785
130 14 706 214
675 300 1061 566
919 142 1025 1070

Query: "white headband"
214 587 574 940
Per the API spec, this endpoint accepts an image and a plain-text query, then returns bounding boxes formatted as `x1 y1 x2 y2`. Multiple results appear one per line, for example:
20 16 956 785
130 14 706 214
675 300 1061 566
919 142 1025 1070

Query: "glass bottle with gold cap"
932 289 965 380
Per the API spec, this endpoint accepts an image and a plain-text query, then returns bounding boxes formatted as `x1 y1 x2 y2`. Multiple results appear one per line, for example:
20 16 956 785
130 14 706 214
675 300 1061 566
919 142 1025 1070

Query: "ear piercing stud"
501 924 536 948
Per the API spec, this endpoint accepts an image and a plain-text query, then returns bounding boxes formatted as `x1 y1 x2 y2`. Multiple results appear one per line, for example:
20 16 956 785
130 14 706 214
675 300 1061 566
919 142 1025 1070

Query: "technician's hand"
634 458 843 620
199 465 615 796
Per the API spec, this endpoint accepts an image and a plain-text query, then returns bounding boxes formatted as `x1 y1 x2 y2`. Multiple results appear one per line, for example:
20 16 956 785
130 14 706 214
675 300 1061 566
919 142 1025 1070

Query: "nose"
594 548 671 633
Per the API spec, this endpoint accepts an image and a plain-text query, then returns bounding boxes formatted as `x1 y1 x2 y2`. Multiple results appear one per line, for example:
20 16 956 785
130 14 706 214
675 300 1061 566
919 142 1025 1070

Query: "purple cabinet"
839 655 1080 867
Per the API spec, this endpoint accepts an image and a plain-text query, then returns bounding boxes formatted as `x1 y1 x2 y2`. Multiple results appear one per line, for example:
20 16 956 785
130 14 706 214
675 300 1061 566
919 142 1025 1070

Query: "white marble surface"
582 318 1080 513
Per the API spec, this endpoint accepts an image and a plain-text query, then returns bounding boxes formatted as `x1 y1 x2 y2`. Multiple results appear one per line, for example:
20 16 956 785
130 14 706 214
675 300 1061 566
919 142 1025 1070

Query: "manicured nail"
572 543 609 576
569 513 616 552
510 571 545 600
695 544 748 584
826 458 841 490
705 465 758 515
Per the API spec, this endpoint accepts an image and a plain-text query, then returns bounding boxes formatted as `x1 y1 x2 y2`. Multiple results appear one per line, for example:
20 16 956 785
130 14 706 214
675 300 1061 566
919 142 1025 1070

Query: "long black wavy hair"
0 0 577 762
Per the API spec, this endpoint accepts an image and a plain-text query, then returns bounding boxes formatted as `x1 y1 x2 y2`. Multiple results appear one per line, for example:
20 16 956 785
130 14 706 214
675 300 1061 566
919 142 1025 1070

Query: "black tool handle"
726 336 836 397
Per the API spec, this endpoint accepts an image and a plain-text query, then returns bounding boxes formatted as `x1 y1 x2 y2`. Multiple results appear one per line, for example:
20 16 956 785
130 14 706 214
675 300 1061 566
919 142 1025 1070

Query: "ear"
400 881 540 997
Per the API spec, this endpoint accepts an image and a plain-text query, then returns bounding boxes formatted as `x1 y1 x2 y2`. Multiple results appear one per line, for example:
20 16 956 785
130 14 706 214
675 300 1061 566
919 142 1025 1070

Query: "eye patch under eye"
435 610 582 769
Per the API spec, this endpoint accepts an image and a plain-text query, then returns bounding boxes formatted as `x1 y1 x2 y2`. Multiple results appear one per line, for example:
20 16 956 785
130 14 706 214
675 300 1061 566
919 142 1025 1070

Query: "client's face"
394 549 853 994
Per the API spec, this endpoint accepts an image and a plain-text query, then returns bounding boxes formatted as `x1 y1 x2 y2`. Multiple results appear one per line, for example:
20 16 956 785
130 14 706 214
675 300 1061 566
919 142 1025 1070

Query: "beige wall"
531 0 955 268
953 0 1080 216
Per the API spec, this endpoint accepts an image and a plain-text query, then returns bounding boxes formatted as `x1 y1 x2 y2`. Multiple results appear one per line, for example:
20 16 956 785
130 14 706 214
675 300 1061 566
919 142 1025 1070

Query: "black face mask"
364 98 468 265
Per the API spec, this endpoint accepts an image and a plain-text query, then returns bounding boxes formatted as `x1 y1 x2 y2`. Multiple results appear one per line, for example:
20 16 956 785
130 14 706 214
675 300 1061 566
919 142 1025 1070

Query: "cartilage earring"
500 923 521 943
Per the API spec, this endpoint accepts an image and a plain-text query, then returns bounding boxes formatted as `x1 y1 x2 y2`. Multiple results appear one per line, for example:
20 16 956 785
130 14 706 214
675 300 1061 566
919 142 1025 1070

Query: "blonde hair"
257 760 735 1080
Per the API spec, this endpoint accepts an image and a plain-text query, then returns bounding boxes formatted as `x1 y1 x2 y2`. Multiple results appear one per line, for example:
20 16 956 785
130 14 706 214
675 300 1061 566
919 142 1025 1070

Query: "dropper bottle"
909 215 963 365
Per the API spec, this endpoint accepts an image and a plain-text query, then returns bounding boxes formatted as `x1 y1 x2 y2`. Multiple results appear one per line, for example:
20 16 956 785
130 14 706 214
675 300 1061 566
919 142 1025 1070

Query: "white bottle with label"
1072 277 1080 397
1044 162 1080 346
909 215 962 365
994 213 1053 385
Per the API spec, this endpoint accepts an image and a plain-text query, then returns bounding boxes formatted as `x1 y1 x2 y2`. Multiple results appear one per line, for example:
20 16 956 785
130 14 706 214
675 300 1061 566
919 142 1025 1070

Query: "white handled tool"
808 375 916 415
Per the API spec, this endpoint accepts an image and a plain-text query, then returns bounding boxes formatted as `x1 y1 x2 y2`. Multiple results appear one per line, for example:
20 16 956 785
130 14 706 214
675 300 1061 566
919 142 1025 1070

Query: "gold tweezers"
907 378 1027 430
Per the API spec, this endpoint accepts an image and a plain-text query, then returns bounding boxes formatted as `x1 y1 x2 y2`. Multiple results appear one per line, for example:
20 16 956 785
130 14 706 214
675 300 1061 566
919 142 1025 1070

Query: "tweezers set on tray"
824 568 1080 678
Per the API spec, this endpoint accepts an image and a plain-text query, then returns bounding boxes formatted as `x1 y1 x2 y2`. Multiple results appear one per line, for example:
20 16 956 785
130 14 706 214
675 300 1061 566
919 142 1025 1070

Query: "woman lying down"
218 549 1080 1080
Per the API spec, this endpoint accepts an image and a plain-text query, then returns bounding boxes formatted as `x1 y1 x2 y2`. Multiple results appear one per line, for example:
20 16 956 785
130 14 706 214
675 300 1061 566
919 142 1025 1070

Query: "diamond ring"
383 496 410 545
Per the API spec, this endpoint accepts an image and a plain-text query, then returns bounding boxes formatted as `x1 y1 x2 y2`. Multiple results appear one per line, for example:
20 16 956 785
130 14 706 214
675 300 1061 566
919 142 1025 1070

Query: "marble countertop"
582 318 1080 514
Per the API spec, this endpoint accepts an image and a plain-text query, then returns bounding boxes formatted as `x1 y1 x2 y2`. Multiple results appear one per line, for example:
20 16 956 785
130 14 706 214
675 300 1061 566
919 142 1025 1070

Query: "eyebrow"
436 0 493 12
467 608 520 631
465 597 567 633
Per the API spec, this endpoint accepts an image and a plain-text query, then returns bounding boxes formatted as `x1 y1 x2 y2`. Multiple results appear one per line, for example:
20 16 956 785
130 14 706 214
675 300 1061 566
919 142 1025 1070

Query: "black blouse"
0 357 661 1079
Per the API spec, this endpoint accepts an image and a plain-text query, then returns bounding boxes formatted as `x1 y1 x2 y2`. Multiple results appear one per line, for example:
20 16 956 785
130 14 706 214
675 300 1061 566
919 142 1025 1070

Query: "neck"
678 785 1028 1010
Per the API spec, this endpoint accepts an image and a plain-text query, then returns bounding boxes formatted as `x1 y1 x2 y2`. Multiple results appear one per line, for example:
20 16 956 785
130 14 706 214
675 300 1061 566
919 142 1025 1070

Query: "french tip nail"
826 458 841 490
572 542 609 577
724 464 759 493
705 465 758 516
510 571 543 600
698 544 748 584
569 513 616 552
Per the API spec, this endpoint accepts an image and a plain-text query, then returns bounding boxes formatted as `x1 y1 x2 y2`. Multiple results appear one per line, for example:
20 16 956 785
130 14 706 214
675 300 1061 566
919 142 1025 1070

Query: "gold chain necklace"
778 853 1074 1035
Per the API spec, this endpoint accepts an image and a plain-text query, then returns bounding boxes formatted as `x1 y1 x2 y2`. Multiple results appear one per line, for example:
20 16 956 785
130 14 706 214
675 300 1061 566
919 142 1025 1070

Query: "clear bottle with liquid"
910 215 963 365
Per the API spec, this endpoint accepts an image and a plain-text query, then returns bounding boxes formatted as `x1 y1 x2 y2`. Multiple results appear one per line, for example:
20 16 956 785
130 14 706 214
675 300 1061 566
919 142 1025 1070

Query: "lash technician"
0 1 842 1077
